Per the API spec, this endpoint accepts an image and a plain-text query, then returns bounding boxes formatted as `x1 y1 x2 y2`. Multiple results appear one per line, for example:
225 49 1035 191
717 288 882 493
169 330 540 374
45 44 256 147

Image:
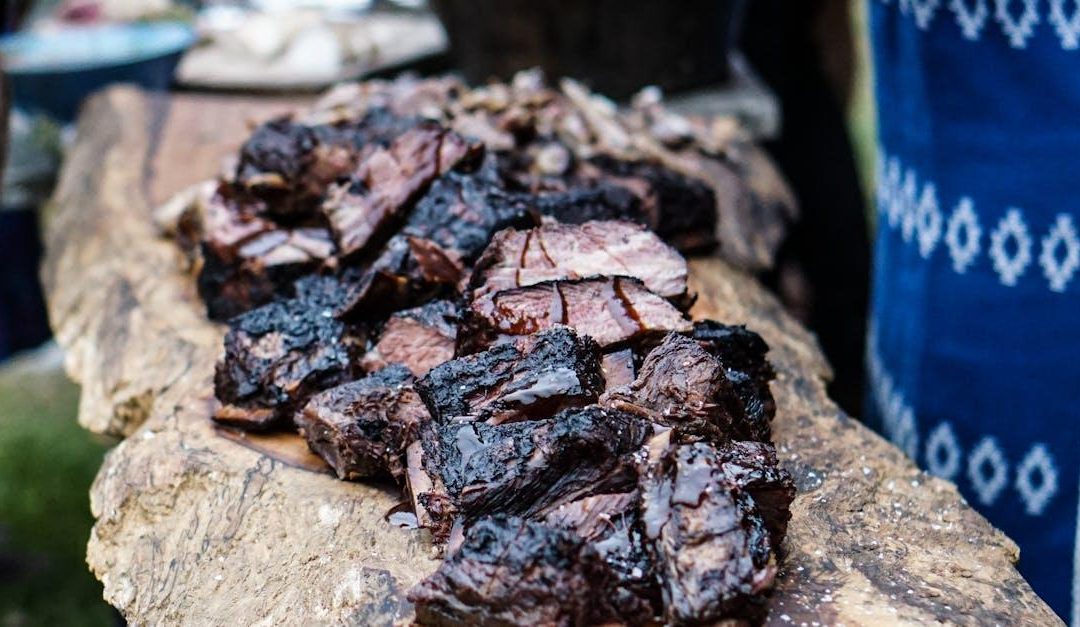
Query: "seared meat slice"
468 220 689 303
460 276 691 353
693 321 777 442
714 441 795 548
296 364 428 483
416 326 604 425
587 155 719 253
408 516 609 627
543 492 661 624
213 294 363 431
335 235 464 321
197 185 336 320
410 406 651 540
639 438 777 625
323 124 481 258
235 111 418 218
361 300 459 377
401 164 537 264
601 333 743 443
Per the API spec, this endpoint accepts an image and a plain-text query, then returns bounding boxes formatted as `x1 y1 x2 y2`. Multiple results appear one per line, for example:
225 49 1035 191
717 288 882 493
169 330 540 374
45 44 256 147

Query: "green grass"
0 348 114 627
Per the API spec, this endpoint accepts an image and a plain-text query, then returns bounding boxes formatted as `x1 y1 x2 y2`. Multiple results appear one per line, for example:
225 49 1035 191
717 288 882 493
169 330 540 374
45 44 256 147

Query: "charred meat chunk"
468 220 689 304
296 364 428 483
361 300 459 377
461 276 690 353
408 516 609 627
543 492 661 624
588 155 718 253
601 333 743 443
335 234 464 321
714 441 795 548
323 124 481 258
411 406 651 540
528 182 647 226
197 185 336 320
401 164 537 264
213 295 362 431
235 111 418 217
693 321 777 441
416 326 604 425
639 439 777 625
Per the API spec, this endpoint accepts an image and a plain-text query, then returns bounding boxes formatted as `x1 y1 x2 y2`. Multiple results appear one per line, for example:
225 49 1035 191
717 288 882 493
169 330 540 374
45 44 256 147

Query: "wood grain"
40 87 1061 626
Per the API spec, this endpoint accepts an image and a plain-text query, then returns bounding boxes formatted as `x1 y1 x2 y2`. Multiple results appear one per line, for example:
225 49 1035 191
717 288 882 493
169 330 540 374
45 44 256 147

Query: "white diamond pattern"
1016 444 1059 515
925 422 962 480
968 437 1009 505
945 197 982 273
1049 0 1080 48
989 208 1033 286
916 183 943 258
951 0 990 38
1039 213 1080 292
994 0 1041 48
912 0 942 28
886 158 903 228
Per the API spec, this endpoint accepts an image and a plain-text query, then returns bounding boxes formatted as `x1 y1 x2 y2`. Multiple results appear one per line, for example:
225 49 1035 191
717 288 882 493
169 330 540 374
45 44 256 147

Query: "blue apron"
868 0 1080 620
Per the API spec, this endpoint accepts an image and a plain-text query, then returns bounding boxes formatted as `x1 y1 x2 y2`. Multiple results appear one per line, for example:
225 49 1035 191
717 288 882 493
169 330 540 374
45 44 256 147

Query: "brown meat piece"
468 220 689 304
600 348 636 389
415 326 604 425
408 516 610 626
197 185 336 320
213 293 363 431
335 235 464 322
460 276 691 353
638 437 777 625
601 333 743 443
693 320 777 441
296 364 428 483
322 124 481 258
714 441 795 548
361 300 459 377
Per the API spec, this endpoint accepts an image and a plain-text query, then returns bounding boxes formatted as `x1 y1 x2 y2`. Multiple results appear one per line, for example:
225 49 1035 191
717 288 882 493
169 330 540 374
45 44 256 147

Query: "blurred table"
38 87 1061 625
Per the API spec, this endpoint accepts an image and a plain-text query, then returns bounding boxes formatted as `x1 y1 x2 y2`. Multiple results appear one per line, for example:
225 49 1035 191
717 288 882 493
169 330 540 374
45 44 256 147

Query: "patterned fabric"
869 0 1080 620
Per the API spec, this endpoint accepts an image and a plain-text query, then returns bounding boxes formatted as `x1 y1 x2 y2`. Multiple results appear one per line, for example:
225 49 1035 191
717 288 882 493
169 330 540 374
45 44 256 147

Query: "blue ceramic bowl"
0 21 196 121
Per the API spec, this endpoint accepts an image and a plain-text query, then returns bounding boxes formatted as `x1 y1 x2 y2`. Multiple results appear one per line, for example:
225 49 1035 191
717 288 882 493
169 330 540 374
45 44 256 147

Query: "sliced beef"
361 300 459 377
296 364 428 483
235 111 418 218
638 438 777 625
197 185 336 320
587 155 719 252
601 333 743 443
460 276 691 353
410 406 651 541
543 492 661 624
335 234 464 321
693 321 777 442
213 294 363 430
408 516 608 627
402 163 537 264
416 326 604 425
468 220 689 304
323 124 481 258
714 441 795 548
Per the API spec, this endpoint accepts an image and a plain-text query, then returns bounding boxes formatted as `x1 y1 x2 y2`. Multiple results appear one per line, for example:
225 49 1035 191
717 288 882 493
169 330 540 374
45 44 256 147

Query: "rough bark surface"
41 88 1060 626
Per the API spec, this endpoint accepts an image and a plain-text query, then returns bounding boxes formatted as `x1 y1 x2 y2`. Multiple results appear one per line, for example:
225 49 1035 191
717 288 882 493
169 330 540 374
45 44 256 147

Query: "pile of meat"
171 73 795 625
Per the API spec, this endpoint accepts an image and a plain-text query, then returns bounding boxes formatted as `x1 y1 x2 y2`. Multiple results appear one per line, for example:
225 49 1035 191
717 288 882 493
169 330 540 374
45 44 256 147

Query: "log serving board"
40 87 1060 625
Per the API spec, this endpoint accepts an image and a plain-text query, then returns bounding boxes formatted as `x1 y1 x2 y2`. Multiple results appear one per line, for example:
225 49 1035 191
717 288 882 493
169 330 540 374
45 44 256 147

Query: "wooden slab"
40 87 1061 625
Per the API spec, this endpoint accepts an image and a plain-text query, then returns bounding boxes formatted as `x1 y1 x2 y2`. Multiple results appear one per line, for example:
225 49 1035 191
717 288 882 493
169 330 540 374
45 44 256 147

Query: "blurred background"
0 0 874 623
